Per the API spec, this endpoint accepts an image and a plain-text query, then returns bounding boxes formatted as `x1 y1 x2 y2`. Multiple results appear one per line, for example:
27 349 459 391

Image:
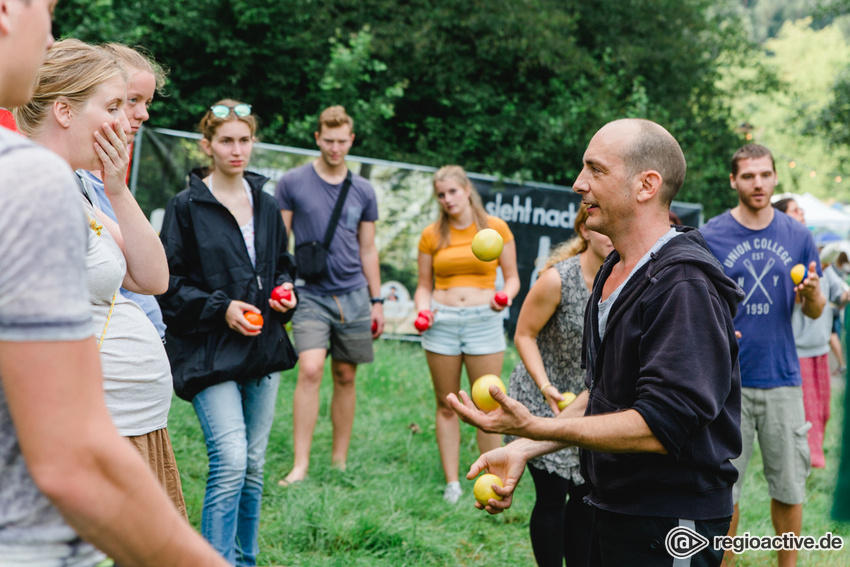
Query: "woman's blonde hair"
198 98 258 141
14 38 126 137
544 202 591 269
101 43 168 94
432 165 489 250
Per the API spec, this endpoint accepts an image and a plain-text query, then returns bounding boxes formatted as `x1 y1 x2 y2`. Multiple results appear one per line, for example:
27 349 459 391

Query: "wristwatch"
370 297 384 305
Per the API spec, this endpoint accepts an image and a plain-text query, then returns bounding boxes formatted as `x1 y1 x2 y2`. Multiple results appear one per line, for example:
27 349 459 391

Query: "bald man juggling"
449 119 743 567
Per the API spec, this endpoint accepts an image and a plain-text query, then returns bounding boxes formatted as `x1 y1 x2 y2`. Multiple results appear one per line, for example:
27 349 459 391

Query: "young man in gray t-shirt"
275 105 384 486
0 3 227 564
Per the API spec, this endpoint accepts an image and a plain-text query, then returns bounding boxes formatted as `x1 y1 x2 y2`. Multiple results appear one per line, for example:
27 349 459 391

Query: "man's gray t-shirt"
0 129 103 565
275 163 378 295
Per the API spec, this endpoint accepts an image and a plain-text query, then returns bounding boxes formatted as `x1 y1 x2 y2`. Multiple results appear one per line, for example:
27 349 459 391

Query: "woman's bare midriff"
432 286 494 307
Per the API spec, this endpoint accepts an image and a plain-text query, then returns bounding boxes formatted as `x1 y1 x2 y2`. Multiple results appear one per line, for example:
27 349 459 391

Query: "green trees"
816 1 850 172
726 18 850 198
54 0 752 215
284 25 408 157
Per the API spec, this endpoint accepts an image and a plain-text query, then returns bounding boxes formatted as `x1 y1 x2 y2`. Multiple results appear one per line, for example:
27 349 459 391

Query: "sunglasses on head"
210 103 252 118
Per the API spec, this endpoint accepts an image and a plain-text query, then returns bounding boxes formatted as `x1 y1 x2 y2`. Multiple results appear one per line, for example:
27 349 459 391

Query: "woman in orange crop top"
414 165 520 504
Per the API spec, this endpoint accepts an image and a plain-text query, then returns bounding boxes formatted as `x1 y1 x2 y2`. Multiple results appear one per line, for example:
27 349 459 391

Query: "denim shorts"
732 386 811 505
421 300 506 356
291 286 374 364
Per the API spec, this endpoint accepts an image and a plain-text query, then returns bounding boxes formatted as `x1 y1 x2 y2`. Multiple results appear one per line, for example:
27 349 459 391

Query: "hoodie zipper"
196 178 265 296
590 260 656 392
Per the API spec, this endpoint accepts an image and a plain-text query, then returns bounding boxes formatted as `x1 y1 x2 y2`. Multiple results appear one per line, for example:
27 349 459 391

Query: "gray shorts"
291 287 374 364
732 386 811 505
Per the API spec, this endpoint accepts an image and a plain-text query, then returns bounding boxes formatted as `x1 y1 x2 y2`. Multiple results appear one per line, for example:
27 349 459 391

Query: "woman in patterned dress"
505 203 613 567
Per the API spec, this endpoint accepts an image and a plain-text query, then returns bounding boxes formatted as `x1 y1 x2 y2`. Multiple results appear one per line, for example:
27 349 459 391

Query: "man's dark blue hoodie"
581 226 744 519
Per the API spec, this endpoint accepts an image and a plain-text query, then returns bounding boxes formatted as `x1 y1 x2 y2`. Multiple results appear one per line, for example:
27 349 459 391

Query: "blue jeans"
192 374 280 566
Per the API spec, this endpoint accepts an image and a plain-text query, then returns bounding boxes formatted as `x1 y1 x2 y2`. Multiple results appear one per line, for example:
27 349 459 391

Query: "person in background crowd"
830 311 847 375
832 250 850 373
80 42 168 340
773 199 850 469
158 100 298 565
0 8 226 564
827 247 848 376
0 107 18 131
414 164 520 503
702 145 825 567
772 197 804 224
831 250 850 524
275 105 384 487
504 203 609 566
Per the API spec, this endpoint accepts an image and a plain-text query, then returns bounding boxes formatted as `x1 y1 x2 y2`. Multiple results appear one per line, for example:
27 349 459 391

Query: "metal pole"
129 123 144 196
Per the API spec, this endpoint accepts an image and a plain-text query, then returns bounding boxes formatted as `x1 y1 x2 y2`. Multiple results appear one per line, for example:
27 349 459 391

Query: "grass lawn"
168 340 848 566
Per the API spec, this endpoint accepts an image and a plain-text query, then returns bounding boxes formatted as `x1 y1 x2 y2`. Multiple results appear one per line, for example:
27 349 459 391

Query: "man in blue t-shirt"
701 144 825 567
274 105 384 486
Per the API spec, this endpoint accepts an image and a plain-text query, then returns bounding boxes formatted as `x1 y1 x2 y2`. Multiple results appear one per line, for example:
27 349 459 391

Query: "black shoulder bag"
294 171 352 282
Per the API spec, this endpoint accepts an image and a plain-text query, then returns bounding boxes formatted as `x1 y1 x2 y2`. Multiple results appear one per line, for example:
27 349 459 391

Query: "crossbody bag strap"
322 171 353 250
72 171 117 348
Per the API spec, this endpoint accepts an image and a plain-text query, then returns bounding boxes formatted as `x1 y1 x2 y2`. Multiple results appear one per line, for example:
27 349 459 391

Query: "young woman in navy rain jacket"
158 99 297 565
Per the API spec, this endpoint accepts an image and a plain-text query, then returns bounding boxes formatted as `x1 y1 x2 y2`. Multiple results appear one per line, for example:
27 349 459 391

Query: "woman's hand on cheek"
95 121 130 195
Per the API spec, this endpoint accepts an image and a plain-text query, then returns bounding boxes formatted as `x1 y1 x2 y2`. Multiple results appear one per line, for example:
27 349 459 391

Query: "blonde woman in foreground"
4 25 226 567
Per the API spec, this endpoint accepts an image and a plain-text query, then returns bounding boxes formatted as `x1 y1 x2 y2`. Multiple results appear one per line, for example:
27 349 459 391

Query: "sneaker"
443 481 463 504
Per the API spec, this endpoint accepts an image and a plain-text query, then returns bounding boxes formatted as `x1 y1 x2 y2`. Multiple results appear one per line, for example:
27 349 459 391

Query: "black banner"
473 179 702 336
133 127 702 340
